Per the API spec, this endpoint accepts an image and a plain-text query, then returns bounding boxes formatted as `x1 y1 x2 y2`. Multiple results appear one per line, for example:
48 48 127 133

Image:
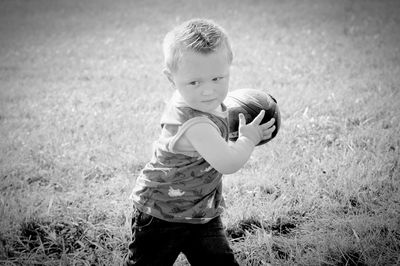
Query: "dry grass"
1 0 399 265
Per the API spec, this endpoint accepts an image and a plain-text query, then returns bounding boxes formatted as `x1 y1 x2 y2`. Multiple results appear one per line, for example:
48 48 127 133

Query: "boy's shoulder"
160 92 207 126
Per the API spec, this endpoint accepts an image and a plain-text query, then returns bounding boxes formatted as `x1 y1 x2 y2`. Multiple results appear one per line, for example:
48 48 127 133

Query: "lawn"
1 0 399 265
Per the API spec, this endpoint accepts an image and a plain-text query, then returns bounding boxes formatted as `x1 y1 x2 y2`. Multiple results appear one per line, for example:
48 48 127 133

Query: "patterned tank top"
130 93 229 224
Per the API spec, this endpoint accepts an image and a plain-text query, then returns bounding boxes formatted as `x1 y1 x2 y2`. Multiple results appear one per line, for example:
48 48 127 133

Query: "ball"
224 88 281 146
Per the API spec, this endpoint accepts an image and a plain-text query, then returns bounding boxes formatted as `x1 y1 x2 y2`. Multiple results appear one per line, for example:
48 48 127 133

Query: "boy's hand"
238 110 276 145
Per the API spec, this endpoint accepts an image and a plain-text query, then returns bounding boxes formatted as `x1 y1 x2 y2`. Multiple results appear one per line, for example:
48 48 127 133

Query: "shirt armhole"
169 116 221 154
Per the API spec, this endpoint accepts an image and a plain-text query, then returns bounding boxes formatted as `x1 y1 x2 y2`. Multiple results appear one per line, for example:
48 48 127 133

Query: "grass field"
1 0 400 265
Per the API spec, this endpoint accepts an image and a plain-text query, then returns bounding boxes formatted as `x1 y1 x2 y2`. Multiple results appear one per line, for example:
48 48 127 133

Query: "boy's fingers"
263 118 275 128
258 118 275 131
250 110 265 126
264 125 276 134
262 126 276 139
238 113 245 126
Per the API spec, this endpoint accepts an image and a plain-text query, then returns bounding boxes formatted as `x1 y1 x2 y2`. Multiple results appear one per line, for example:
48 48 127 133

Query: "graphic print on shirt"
168 187 186 197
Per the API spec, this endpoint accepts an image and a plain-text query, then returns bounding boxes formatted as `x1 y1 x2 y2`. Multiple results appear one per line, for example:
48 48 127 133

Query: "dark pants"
123 209 239 266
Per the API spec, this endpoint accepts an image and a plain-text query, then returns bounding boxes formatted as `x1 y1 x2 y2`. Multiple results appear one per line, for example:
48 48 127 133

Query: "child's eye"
189 81 199 86
212 77 224 82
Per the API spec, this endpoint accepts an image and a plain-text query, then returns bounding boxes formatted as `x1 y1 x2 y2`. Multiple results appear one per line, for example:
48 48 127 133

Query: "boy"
124 18 275 266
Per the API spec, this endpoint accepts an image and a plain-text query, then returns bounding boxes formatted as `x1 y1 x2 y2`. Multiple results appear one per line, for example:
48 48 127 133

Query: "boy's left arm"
184 112 275 175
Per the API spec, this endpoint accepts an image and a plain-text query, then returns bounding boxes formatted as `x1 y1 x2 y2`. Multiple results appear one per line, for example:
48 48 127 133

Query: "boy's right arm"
184 111 275 175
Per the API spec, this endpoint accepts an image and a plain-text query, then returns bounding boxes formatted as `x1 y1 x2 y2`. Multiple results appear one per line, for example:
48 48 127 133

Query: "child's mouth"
202 99 216 103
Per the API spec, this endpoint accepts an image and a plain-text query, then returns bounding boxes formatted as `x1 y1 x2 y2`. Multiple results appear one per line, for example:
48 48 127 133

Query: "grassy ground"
1 0 399 265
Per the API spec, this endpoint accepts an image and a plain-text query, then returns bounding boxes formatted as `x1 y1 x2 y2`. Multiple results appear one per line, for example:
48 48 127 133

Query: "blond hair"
163 18 233 72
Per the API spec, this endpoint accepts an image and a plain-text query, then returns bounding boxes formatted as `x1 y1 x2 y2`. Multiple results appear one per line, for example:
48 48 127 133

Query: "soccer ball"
224 88 281 146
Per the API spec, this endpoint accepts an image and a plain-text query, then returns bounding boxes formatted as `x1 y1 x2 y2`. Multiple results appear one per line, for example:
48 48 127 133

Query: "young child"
124 18 276 266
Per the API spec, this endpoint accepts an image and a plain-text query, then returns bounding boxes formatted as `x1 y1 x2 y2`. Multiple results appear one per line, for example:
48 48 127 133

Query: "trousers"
123 209 239 266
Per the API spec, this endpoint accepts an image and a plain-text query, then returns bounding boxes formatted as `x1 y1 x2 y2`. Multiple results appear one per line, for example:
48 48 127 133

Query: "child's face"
167 48 231 113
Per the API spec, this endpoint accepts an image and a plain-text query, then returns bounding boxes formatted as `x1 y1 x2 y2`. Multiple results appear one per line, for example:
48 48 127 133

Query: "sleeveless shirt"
130 92 229 224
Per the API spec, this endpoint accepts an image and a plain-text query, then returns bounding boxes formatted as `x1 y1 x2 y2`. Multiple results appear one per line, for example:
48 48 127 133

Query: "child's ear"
163 68 175 87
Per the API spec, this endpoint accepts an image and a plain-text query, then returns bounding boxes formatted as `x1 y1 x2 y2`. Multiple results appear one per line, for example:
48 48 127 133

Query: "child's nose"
202 89 213 95
202 85 215 95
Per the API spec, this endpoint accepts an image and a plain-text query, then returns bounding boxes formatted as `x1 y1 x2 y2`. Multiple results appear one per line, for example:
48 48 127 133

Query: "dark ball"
224 88 281 146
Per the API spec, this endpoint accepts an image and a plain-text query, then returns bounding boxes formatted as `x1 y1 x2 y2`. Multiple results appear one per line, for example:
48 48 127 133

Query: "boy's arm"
184 111 275 175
